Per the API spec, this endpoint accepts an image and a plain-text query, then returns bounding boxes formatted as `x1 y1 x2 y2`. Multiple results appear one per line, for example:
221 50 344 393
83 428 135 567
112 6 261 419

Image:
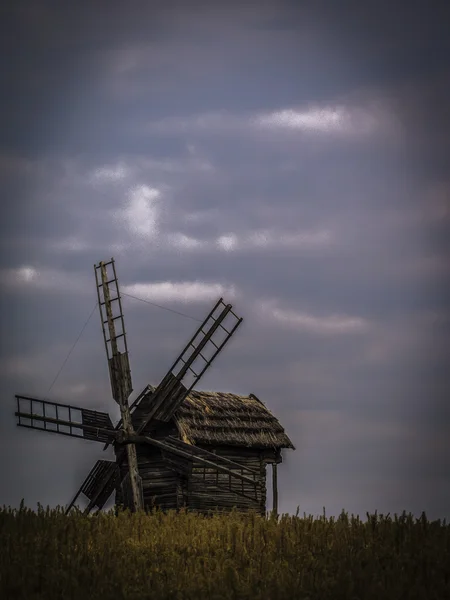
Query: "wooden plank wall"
188 446 268 515
115 430 180 512
115 438 277 515
116 451 179 511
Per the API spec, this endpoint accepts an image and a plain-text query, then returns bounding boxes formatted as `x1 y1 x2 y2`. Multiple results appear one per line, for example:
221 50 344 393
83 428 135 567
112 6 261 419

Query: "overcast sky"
1 0 449 520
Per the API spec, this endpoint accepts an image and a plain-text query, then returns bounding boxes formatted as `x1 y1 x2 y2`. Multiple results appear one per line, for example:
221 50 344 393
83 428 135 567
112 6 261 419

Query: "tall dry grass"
1 502 449 599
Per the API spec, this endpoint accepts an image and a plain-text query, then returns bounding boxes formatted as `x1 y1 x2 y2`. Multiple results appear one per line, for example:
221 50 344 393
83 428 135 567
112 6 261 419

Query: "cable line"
45 290 202 396
121 291 203 322
46 302 98 396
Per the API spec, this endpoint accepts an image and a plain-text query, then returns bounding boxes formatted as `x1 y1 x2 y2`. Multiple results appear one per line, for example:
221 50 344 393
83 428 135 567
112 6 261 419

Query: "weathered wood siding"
187 446 267 515
116 446 180 511
115 421 181 512
115 434 278 515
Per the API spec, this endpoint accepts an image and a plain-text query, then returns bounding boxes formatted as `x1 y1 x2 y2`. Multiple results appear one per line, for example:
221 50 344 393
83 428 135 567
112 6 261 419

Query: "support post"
272 462 278 518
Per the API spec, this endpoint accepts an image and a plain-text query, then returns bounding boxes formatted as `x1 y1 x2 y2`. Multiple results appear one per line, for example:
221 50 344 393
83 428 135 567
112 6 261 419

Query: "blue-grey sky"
1 0 449 519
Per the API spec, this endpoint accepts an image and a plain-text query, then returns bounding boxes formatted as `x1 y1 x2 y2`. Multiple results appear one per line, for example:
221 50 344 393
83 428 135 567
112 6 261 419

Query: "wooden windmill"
15 258 294 515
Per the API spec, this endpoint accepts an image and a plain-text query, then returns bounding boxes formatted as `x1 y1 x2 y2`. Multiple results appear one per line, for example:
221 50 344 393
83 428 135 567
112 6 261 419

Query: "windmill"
14 258 280 515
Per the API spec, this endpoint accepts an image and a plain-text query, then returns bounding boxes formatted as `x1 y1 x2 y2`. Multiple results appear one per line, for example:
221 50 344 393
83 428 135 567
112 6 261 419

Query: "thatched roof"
134 386 295 450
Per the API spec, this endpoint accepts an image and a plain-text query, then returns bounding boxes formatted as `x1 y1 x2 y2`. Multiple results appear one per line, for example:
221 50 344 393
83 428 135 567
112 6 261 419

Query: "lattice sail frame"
136 297 243 433
94 259 133 404
15 395 116 444
65 460 120 515
94 258 143 513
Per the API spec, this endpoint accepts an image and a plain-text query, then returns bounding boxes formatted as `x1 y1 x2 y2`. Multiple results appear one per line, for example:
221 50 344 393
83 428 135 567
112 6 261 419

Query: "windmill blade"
15 395 117 444
69 449 143 516
66 460 119 515
94 258 133 404
95 258 142 512
137 298 243 433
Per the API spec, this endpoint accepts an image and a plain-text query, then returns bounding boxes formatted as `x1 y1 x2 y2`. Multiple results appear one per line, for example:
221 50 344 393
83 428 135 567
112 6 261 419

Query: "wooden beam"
125 433 261 487
272 462 278 517
15 412 117 443
164 436 260 475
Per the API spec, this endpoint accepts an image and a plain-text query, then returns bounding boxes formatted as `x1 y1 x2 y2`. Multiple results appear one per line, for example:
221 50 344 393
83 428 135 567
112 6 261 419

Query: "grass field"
1 503 449 599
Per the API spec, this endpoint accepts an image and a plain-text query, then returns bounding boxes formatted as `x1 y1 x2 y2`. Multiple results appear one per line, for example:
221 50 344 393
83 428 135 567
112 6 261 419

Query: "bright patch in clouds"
255 108 349 132
261 302 369 335
216 234 239 252
216 229 332 252
253 105 383 137
0 265 40 287
145 104 382 138
148 109 346 135
123 281 236 303
162 228 332 255
0 266 89 295
91 162 129 183
249 229 332 248
17 266 38 282
120 184 161 237
167 233 206 250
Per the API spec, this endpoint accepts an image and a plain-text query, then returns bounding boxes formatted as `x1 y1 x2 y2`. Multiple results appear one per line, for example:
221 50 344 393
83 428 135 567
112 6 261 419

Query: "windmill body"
14 259 294 516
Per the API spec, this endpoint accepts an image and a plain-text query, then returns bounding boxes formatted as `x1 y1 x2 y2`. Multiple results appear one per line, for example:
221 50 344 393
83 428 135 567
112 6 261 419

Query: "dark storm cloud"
1 0 449 518
4 0 448 154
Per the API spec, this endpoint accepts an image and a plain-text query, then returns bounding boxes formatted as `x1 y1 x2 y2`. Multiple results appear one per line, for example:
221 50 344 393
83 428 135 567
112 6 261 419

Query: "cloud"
253 107 350 133
166 228 333 254
16 266 37 283
89 152 215 186
142 102 389 139
214 228 333 253
167 233 207 250
115 184 161 238
216 234 238 252
90 162 130 183
260 301 369 335
122 281 237 304
0 266 90 295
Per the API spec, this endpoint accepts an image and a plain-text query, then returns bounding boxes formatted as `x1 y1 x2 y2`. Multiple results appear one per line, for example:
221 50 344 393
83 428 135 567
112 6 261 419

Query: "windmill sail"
94 258 142 512
137 298 242 433
65 460 120 515
15 395 116 444
95 259 133 403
